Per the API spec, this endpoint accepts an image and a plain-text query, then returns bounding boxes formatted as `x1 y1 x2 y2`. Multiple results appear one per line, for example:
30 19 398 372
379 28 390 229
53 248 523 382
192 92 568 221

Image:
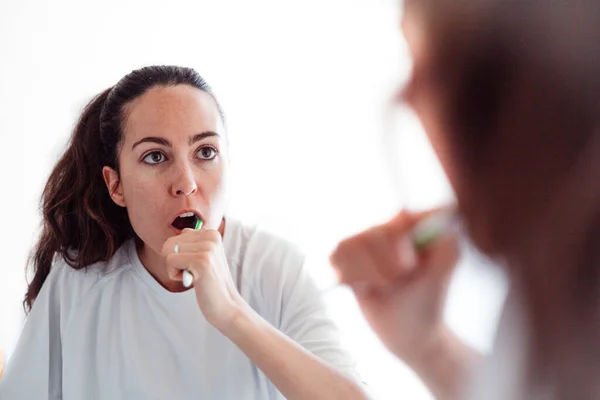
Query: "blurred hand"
330 209 460 364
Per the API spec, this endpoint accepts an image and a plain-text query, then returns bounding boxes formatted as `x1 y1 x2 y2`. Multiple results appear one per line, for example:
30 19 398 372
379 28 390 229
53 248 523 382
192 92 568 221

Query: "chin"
133 230 168 254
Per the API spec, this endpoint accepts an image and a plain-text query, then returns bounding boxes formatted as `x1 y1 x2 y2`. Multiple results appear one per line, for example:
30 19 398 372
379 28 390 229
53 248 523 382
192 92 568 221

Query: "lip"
169 209 204 233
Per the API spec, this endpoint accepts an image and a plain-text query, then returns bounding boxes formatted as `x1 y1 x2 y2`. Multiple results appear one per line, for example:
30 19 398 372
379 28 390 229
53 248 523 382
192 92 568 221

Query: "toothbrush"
181 218 203 288
411 209 457 250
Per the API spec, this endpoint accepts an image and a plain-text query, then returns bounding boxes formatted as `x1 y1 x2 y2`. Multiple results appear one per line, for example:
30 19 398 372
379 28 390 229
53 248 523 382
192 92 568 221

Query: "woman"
331 0 600 399
0 65 368 400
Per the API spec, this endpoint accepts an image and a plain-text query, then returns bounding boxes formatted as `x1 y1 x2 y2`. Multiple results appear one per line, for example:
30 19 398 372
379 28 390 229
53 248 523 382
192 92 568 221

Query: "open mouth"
172 212 201 231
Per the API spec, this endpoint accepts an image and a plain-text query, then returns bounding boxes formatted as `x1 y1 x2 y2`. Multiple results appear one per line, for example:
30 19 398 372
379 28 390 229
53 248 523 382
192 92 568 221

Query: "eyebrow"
131 131 220 150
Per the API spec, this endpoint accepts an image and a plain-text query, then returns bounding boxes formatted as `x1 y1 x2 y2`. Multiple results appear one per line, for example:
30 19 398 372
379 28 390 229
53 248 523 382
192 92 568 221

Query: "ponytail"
24 88 133 311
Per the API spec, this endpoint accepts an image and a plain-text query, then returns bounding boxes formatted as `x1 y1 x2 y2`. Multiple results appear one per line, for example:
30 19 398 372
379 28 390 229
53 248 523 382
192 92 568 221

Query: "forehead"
122 84 223 144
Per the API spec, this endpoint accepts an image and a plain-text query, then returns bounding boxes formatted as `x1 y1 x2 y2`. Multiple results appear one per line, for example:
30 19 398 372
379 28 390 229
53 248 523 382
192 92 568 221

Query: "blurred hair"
404 0 600 397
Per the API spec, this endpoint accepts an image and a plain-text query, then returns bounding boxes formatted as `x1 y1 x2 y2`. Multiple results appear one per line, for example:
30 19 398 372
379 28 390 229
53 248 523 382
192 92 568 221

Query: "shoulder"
223 217 306 279
223 218 319 319
36 239 135 315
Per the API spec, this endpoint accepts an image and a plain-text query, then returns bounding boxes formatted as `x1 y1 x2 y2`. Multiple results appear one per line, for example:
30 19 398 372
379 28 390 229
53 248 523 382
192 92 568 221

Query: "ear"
102 166 126 207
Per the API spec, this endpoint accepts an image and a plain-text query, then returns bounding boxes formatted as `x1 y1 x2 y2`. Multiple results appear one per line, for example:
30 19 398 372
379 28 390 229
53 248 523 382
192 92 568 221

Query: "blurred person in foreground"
331 1 600 399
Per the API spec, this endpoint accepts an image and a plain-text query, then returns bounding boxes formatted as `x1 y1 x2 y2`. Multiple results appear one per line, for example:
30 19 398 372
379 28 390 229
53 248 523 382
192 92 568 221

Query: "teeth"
177 212 195 218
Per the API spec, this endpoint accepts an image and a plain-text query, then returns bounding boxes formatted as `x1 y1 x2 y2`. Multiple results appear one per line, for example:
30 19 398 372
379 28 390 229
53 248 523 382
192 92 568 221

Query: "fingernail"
174 244 179 254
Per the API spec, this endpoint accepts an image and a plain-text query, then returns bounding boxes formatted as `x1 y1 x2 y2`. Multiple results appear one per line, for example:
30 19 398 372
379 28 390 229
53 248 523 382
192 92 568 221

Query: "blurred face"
400 6 514 256
103 84 229 261
400 7 497 253
400 9 462 205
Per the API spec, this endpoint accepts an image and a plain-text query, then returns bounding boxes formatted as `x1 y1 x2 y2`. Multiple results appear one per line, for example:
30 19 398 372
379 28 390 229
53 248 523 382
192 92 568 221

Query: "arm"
405 326 482 400
329 210 482 400
165 229 369 400
217 303 369 400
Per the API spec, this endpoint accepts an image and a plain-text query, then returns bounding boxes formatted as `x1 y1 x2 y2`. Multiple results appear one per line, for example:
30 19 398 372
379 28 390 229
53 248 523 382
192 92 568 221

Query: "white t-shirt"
463 293 529 400
0 218 360 400
464 292 570 400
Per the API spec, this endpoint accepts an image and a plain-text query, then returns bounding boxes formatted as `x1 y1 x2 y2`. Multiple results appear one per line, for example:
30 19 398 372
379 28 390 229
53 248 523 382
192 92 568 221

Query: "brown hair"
405 0 600 397
25 65 224 311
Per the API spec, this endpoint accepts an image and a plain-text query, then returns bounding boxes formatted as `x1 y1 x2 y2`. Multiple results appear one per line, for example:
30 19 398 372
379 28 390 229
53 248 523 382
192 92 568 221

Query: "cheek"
413 93 461 194
121 165 160 205
414 95 502 255
123 180 160 222
119 168 166 233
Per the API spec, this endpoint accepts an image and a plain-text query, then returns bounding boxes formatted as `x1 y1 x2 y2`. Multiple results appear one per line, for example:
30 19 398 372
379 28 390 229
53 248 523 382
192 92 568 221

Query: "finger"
330 207 456 286
351 278 402 301
162 229 221 256
356 218 459 292
169 268 184 281
330 216 418 285
380 209 418 236
165 252 211 281
330 235 384 285
383 206 455 237
172 241 215 255
381 207 458 273
181 228 222 243
360 224 418 280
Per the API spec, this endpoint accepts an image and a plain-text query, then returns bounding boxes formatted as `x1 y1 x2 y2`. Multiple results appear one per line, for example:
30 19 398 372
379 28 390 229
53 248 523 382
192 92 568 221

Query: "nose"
170 163 198 197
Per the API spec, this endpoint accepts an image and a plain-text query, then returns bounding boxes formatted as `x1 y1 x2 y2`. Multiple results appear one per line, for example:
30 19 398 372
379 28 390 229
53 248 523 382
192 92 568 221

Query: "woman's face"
103 84 229 256
400 8 495 252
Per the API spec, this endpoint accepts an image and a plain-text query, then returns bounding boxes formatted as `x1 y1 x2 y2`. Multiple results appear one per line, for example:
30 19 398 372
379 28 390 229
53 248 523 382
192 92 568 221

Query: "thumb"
383 206 456 237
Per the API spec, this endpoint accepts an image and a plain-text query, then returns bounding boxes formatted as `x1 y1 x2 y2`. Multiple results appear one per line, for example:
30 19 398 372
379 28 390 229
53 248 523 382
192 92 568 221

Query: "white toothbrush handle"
182 270 194 288
174 243 194 288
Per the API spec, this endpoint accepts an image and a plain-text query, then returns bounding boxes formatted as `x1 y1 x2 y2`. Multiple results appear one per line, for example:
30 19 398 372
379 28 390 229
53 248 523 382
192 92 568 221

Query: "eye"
196 146 218 160
142 151 166 165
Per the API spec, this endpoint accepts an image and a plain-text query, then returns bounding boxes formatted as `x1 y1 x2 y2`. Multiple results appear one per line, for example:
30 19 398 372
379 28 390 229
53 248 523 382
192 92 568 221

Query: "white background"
0 0 507 398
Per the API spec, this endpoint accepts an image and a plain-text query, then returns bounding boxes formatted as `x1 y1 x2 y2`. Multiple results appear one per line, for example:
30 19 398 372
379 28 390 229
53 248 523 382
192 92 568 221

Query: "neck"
136 240 184 292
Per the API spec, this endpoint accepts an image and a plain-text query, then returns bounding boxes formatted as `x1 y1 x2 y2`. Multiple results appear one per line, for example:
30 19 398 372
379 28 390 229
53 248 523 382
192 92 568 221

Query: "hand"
329 209 460 365
162 228 244 328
